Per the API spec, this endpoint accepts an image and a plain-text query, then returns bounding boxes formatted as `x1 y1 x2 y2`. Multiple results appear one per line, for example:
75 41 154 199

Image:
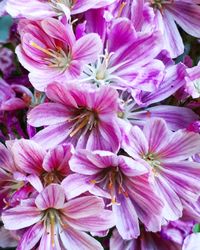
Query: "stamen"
118 2 127 18
49 211 56 247
29 41 55 57
69 115 90 137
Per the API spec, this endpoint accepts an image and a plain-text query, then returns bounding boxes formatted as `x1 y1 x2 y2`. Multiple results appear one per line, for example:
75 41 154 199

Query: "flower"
82 17 164 91
62 149 163 239
122 118 200 221
28 83 121 152
16 18 102 91
2 184 114 250
11 139 73 191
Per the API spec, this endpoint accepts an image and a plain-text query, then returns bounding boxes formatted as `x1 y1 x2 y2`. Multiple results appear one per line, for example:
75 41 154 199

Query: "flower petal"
35 184 65 210
12 139 46 174
2 205 41 230
27 103 69 127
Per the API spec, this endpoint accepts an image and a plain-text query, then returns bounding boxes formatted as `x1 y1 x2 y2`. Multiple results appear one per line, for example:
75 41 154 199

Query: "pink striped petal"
72 34 102 63
12 139 46 174
43 144 72 174
2 205 41 230
28 103 69 127
157 130 200 161
17 222 44 250
168 2 200 37
35 184 65 210
143 118 171 153
32 123 69 149
60 226 103 250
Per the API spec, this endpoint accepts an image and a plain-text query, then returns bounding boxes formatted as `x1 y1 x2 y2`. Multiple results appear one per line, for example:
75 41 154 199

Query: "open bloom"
62 150 163 239
82 17 164 92
16 18 102 91
28 83 121 152
2 184 114 250
122 118 200 221
11 139 73 192
6 0 116 19
146 0 200 57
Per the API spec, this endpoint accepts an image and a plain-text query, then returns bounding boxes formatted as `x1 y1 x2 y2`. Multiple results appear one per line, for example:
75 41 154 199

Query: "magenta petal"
17 222 44 250
162 10 184 58
35 184 65 210
62 196 105 218
143 118 170 153
161 162 200 203
2 205 41 230
122 126 148 159
126 174 163 232
28 103 69 127
72 33 102 63
154 174 182 221
41 18 76 46
108 18 137 53
60 226 103 250
157 130 200 161
61 174 93 199
134 105 198 131
32 123 69 149
113 194 140 240
45 83 77 107
168 2 200 37
42 144 72 174
12 139 46 174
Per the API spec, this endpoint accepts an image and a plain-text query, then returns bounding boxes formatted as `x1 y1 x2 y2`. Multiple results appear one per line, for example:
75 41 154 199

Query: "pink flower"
146 0 200 57
11 139 73 192
82 18 164 92
2 184 114 250
122 118 200 221
62 150 163 239
16 18 102 91
28 83 121 152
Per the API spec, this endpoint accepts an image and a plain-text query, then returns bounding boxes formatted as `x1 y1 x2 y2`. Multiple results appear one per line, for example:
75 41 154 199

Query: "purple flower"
122 118 200 221
11 139 73 191
62 150 163 239
82 18 164 92
2 184 114 250
28 83 121 152
16 18 102 91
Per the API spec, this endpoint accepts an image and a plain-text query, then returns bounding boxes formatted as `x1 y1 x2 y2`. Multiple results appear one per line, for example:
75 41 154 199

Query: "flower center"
149 0 173 10
30 41 70 71
68 107 98 137
83 50 115 87
49 0 77 10
143 153 161 176
42 171 64 186
91 167 128 206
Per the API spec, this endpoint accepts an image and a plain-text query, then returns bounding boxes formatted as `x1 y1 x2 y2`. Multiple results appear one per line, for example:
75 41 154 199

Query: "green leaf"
0 15 13 42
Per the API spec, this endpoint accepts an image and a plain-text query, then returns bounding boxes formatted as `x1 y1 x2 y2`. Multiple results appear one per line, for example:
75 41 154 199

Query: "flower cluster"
0 0 200 249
